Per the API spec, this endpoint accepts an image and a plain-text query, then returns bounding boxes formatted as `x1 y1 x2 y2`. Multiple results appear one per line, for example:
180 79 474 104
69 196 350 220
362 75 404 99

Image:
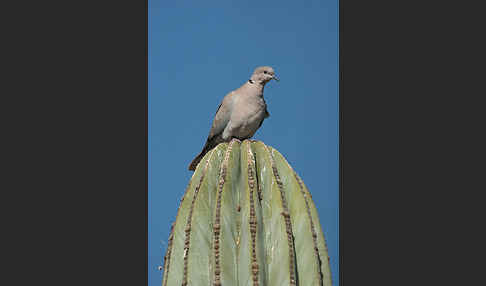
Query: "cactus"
162 140 332 286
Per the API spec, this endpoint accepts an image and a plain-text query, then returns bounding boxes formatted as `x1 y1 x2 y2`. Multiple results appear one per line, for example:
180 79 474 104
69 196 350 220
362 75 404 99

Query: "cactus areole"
162 140 332 286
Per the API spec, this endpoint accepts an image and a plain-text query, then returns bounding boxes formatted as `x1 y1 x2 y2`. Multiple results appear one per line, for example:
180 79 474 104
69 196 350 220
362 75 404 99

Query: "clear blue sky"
149 1 339 285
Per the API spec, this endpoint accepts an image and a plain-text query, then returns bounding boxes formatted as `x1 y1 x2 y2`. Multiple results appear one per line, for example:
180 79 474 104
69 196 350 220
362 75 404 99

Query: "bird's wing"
208 92 235 140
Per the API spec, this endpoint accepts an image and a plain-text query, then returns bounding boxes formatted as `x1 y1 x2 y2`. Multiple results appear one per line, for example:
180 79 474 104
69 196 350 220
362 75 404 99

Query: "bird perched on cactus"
188 66 279 171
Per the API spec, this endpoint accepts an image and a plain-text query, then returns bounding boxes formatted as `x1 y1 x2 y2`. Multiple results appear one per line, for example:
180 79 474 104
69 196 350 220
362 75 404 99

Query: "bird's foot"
230 138 242 143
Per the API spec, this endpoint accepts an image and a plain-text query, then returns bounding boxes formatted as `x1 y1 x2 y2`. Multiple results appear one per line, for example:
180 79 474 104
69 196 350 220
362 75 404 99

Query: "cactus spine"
162 140 332 286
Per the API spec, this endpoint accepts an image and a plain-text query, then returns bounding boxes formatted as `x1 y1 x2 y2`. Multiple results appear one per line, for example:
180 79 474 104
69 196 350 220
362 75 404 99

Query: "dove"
188 66 279 171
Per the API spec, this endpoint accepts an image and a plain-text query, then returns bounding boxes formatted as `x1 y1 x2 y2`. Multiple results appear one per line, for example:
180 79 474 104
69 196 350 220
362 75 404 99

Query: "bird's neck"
248 79 266 93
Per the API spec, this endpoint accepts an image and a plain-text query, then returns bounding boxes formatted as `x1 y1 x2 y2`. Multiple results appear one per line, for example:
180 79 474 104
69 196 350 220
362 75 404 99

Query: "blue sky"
149 1 339 285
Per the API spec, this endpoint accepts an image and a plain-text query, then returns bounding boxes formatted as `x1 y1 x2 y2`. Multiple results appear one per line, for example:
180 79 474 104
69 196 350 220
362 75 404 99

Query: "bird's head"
250 66 279 85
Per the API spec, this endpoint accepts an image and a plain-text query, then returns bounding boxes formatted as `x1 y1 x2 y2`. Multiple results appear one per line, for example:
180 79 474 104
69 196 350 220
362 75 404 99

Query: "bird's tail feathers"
188 135 223 171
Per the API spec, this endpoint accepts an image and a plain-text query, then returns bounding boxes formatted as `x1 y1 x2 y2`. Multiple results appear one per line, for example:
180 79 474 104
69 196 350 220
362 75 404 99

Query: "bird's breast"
233 96 265 120
230 95 266 138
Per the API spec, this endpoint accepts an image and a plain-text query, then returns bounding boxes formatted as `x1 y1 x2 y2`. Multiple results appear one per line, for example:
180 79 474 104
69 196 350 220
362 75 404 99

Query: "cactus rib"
181 149 214 286
212 140 235 286
263 144 297 286
247 143 260 286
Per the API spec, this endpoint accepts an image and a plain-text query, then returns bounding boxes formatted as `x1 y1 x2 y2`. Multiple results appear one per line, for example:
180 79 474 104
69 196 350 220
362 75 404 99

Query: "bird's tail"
188 135 223 171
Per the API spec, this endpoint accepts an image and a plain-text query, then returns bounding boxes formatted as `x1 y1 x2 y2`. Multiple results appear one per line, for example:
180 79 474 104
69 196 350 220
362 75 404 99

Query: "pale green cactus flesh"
162 140 332 286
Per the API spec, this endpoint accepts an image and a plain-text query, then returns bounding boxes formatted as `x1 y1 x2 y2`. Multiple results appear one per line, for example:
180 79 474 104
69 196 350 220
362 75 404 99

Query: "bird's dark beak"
272 75 279 82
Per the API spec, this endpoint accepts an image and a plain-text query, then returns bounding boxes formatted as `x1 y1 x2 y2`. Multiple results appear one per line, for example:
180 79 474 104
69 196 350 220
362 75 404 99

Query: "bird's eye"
264 71 268 74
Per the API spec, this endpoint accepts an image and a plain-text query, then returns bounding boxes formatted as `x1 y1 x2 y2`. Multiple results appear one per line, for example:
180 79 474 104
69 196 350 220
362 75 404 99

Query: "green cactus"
162 140 332 286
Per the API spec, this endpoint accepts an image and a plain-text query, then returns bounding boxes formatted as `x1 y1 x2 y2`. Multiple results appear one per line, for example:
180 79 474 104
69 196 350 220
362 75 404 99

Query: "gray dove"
188 66 279 171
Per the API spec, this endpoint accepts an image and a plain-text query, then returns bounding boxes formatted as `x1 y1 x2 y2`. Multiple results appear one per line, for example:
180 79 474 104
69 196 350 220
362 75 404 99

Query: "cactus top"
167 140 332 286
